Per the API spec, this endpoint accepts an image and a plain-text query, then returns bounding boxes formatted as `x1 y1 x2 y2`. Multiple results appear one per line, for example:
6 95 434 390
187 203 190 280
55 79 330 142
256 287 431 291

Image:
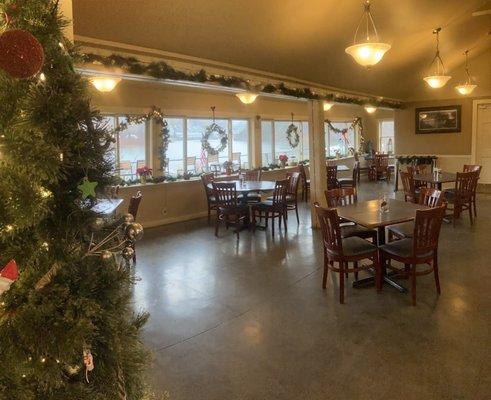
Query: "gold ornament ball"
125 222 143 241
123 213 134 224
90 217 105 231
121 246 135 261
100 250 113 263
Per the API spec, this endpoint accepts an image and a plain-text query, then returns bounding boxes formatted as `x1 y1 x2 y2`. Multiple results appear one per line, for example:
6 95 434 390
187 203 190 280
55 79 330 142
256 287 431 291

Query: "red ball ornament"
0 29 45 79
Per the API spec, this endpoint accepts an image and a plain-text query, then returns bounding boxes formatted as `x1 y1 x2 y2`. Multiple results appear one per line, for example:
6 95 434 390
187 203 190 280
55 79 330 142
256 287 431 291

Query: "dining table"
412 171 456 190
91 198 124 216
207 180 276 203
326 164 349 171
336 198 430 292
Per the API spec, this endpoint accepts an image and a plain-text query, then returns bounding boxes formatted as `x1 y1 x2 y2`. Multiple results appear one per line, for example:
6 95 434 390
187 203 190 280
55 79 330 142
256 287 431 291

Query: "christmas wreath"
201 122 227 155
285 123 300 148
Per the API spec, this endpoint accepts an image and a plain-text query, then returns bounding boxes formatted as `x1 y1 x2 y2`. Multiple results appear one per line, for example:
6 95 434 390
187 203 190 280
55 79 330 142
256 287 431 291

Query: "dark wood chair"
314 203 380 304
285 171 301 224
407 165 429 190
212 182 249 239
299 164 310 202
324 187 377 244
379 205 446 306
463 164 482 217
369 154 390 181
326 165 339 190
128 191 142 263
388 187 445 240
444 171 476 226
252 179 288 237
338 162 359 189
243 168 262 202
400 171 418 203
201 173 218 224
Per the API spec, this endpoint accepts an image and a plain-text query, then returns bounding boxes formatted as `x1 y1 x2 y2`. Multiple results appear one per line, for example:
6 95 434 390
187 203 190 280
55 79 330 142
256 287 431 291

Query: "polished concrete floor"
134 181 491 399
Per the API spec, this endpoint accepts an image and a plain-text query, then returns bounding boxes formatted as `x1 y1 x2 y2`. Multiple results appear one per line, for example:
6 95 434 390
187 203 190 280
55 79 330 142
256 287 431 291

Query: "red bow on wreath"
340 128 351 146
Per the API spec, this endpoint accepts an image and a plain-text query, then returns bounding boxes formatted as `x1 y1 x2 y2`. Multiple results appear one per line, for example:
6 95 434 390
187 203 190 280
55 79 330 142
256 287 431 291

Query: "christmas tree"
0 1 149 399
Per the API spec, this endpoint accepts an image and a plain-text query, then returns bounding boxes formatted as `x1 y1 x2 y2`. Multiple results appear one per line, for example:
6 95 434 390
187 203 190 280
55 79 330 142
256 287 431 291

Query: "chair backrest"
412 206 446 258
324 187 357 207
454 171 476 201
299 164 308 183
418 187 444 208
286 171 300 196
128 191 143 219
271 179 289 205
463 164 481 177
375 154 389 170
400 171 416 200
201 173 214 196
232 152 241 163
212 182 238 207
326 165 339 190
314 203 343 257
119 161 132 172
136 160 146 169
352 161 360 182
243 169 261 181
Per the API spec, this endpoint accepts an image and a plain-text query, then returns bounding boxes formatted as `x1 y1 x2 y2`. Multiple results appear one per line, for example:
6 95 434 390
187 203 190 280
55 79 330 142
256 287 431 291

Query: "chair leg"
468 204 474 225
322 253 328 289
207 205 211 225
295 202 299 224
339 262 345 304
271 213 275 237
215 213 220 237
132 244 136 264
353 261 358 281
473 197 477 217
411 264 417 306
433 254 441 295
376 254 382 292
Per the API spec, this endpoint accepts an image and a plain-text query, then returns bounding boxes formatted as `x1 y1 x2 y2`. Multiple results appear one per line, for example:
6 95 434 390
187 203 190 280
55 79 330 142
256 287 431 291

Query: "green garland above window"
114 106 170 171
325 117 364 151
81 53 403 109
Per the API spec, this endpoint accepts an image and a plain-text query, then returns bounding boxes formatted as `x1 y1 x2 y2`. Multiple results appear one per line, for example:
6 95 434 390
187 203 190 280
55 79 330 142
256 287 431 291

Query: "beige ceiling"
73 0 491 101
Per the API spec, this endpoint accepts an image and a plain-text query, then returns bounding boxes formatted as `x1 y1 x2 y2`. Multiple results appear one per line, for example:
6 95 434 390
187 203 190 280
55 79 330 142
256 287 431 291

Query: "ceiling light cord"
429 27 446 76
353 1 380 44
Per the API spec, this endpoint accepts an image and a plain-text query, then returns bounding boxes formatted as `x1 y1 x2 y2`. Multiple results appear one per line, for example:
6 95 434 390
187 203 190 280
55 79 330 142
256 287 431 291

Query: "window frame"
378 118 395 154
325 119 358 158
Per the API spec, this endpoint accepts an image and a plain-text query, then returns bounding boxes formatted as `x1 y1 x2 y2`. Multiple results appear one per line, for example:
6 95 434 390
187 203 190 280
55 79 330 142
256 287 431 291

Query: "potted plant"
136 165 152 184
279 154 288 168
223 160 233 175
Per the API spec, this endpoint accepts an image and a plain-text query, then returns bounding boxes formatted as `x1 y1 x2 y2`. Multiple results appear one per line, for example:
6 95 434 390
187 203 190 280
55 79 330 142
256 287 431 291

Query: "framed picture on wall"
415 105 461 134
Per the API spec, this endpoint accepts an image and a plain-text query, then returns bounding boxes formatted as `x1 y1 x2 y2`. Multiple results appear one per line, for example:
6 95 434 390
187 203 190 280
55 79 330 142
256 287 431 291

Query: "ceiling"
72 0 491 101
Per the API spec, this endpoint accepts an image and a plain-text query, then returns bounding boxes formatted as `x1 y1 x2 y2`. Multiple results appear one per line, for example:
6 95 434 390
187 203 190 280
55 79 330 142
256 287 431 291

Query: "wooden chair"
444 171 476 226
369 154 390 181
388 187 445 240
127 191 143 263
407 164 429 190
207 153 221 175
285 171 301 224
232 152 242 170
324 187 377 244
136 160 146 170
243 168 262 202
463 164 482 217
252 179 289 237
338 162 359 189
379 205 446 306
299 164 310 202
201 173 218 224
400 171 418 203
118 160 133 180
326 165 339 190
186 156 197 173
314 203 380 304
212 182 249 239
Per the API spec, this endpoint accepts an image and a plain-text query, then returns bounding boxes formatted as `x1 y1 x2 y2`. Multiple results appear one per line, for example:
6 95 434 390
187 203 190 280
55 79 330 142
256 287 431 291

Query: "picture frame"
415 105 461 134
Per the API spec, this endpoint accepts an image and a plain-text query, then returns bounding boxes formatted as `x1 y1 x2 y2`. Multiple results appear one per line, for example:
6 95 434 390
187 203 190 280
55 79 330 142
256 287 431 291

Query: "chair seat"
379 238 432 259
342 236 377 257
268 194 295 202
253 201 283 211
387 221 413 238
218 204 248 215
340 224 376 239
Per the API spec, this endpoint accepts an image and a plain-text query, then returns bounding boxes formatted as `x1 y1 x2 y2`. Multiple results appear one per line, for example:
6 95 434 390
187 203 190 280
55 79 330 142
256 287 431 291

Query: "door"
476 102 491 184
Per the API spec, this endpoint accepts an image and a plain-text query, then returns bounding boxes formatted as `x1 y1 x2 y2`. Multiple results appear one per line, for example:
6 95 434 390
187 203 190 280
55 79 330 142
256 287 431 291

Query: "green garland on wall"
114 106 170 171
81 53 403 109
396 155 438 164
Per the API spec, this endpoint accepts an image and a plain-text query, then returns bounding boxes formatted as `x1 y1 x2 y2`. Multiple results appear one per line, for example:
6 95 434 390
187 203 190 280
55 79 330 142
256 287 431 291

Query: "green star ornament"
78 177 98 199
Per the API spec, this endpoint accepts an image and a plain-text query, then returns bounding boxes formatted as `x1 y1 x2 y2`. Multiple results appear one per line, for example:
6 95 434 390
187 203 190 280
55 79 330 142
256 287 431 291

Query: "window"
325 121 355 157
261 120 310 166
188 118 229 172
166 118 185 176
232 120 249 169
379 120 395 154
103 115 148 180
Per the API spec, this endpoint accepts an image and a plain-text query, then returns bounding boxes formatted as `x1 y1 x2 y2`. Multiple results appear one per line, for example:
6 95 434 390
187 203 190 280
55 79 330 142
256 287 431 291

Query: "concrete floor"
133 181 491 400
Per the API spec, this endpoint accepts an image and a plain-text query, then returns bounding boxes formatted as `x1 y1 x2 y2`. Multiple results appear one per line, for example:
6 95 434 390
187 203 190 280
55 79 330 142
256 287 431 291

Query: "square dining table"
336 198 430 292
412 172 456 190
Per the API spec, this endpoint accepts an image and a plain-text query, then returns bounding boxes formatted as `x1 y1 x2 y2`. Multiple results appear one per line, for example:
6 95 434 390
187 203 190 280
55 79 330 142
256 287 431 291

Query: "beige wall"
394 98 473 156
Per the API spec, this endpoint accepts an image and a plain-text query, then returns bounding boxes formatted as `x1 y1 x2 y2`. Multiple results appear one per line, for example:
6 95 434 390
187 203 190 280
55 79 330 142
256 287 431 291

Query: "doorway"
472 100 491 184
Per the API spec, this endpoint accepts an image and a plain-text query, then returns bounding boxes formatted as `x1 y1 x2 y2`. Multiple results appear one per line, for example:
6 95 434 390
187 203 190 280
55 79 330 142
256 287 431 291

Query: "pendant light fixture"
423 28 451 89
364 105 377 114
345 1 391 67
236 91 259 104
455 50 477 95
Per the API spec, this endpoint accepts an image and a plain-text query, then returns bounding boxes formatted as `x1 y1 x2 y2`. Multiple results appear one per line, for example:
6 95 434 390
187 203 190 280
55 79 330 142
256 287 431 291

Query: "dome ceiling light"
364 105 377 114
455 50 477 95
236 91 259 104
89 76 121 92
423 28 452 89
345 1 391 67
